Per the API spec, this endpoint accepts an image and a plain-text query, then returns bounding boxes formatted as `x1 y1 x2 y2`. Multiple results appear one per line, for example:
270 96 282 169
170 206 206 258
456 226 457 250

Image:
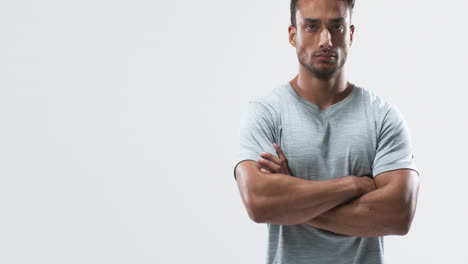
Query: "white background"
1 0 467 263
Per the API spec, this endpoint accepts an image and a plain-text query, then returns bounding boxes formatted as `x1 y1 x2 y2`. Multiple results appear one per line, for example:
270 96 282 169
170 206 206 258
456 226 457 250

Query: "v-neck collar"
284 82 358 118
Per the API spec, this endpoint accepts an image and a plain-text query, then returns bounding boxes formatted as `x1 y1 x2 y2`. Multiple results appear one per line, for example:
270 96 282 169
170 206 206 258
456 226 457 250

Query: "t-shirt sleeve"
233 101 279 180
372 105 419 177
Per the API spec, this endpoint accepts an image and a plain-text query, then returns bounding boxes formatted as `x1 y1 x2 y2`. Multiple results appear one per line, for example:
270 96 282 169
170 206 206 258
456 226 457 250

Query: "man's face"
289 0 354 80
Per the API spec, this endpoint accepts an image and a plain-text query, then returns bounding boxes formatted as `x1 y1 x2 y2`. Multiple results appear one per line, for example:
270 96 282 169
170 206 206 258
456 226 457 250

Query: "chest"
277 109 378 180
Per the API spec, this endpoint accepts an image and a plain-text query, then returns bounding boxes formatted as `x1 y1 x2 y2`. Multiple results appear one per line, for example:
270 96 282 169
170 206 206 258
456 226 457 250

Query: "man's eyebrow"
303 17 346 23
303 18 320 23
330 17 345 23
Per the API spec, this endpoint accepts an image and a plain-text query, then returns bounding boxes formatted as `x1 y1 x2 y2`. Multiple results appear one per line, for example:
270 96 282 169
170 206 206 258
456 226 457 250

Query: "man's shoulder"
246 83 289 115
353 85 393 114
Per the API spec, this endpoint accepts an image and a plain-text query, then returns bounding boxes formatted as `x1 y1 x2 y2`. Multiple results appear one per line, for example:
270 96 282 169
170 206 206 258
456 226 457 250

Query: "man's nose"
319 28 332 48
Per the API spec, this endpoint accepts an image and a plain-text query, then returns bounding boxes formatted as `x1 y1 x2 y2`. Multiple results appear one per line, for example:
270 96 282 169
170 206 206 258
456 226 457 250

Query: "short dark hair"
290 0 355 26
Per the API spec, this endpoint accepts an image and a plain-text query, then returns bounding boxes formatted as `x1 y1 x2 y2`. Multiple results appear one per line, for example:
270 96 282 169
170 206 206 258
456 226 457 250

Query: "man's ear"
288 25 297 47
349 25 355 46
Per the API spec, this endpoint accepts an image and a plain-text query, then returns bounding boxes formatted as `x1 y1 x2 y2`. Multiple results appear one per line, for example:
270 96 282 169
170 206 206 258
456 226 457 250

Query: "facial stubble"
298 49 347 80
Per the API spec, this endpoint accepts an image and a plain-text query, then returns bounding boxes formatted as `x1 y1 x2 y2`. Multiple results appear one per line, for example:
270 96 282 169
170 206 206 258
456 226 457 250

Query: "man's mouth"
315 52 336 58
314 49 337 58
315 54 336 61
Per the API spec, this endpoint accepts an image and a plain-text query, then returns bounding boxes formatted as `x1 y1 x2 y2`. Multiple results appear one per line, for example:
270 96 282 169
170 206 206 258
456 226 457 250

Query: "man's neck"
290 69 353 111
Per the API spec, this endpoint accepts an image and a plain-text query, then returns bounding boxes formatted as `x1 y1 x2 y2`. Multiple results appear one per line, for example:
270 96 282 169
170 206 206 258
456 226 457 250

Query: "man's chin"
300 60 340 80
310 67 339 80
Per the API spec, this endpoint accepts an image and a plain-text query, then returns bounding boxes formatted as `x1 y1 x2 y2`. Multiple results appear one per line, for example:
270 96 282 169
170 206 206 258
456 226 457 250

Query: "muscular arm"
305 169 420 237
235 160 375 226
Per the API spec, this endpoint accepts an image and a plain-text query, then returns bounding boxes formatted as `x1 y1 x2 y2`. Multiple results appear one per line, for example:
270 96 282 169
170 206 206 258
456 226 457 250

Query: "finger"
260 168 272 174
259 163 275 173
258 158 281 172
273 143 286 160
259 164 273 172
260 151 282 165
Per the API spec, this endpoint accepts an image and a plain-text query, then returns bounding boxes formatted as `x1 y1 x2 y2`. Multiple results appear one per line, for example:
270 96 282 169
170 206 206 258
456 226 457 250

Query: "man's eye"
332 25 344 31
306 25 318 31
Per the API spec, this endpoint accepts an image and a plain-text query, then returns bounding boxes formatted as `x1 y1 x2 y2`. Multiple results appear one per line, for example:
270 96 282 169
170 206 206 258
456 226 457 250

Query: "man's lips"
315 54 336 61
315 53 336 58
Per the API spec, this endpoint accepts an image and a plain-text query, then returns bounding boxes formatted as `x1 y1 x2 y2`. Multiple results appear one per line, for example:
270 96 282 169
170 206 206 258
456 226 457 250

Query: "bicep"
235 160 263 195
374 169 420 206
235 160 267 220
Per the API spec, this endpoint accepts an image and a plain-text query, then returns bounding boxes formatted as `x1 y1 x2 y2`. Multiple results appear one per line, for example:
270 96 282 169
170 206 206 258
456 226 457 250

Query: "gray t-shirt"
233 82 418 264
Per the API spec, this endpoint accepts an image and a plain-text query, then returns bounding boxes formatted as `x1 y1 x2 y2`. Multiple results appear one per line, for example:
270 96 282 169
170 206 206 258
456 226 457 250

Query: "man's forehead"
296 0 350 20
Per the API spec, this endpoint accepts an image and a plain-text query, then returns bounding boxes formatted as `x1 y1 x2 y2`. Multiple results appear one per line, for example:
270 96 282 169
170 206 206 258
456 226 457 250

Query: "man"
233 0 420 263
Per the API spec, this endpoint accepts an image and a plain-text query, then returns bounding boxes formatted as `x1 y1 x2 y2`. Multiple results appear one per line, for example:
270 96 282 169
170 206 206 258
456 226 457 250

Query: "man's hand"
258 143 292 176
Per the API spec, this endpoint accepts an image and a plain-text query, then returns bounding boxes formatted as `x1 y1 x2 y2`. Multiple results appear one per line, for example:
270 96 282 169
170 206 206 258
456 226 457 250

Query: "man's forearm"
236 161 376 226
238 164 375 225
305 181 417 237
251 145 419 235
244 170 370 226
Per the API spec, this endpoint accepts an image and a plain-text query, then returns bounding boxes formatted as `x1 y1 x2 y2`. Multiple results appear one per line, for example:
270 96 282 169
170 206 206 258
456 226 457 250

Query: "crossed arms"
234 145 420 237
